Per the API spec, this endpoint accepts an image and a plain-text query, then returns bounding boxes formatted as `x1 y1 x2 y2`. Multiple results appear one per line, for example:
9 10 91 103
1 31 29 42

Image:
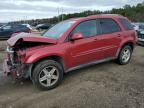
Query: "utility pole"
57 7 60 22
61 7 64 21
57 0 64 22
57 0 60 22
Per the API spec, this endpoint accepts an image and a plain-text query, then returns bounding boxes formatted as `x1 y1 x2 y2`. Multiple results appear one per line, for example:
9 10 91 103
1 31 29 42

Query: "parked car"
132 23 144 44
22 24 33 31
36 23 51 31
0 24 31 39
3 14 136 90
0 23 7 27
22 23 38 32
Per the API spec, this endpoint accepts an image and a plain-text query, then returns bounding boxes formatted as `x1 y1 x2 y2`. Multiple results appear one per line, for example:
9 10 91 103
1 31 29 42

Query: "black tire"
117 45 132 65
32 60 63 90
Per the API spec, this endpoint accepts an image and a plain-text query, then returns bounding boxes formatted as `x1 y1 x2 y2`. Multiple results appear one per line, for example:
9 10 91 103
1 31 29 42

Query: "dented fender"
24 45 64 64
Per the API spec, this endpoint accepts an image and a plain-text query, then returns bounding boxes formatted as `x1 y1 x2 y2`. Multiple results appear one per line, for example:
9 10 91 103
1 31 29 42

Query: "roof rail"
87 14 123 17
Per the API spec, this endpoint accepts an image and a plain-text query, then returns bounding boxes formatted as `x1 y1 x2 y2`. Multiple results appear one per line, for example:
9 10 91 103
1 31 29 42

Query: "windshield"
43 20 76 39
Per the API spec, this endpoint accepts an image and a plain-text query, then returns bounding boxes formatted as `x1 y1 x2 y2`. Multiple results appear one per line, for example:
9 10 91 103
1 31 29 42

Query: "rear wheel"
32 60 63 90
117 45 132 65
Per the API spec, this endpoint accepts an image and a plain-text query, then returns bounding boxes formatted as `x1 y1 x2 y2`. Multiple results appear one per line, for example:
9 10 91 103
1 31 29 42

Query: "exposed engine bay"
4 33 56 79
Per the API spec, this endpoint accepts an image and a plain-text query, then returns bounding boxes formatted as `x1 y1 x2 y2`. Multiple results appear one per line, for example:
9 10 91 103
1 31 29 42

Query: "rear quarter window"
119 18 133 30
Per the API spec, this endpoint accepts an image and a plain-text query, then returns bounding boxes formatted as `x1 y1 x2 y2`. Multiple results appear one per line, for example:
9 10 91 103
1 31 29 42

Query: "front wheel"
32 60 63 90
117 45 132 65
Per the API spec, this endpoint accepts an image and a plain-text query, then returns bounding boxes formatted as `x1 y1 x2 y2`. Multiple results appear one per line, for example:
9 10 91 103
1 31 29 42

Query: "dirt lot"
0 45 143 108
0 41 6 51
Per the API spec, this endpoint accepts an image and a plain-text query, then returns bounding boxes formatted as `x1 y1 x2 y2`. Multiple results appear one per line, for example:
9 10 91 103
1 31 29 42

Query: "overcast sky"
0 0 143 22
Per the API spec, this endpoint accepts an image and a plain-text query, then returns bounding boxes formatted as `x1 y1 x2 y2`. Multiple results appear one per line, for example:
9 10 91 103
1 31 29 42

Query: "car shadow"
63 60 117 81
0 60 117 92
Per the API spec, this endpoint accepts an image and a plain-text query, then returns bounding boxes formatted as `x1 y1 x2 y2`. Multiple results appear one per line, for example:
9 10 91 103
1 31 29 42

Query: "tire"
117 45 132 65
32 60 63 90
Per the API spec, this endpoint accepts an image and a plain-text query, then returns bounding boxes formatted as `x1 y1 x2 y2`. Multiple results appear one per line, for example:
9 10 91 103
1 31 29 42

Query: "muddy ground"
0 45 143 108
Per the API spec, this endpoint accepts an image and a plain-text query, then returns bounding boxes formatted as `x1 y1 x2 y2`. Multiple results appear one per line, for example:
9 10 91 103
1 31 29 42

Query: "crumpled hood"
7 33 57 47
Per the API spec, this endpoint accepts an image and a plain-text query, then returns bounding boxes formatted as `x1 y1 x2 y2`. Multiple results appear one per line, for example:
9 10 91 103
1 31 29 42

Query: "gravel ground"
0 40 6 51
0 45 143 108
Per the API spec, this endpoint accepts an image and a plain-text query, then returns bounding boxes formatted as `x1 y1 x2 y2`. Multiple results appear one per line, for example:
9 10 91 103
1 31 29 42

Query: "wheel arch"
30 55 65 79
116 41 135 57
121 41 134 51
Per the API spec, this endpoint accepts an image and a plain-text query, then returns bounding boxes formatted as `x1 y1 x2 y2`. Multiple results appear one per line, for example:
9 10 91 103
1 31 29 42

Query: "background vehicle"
132 23 144 44
22 24 33 31
22 23 38 32
3 14 136 90
0 24 31 39
0 23 7 27
36 23 51 31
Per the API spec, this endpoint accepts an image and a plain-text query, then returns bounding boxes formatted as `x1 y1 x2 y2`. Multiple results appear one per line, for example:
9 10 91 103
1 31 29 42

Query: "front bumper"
137 32 144 42
3 59 17 79
137 38 144 46
138 38 144 42
3 59 32 80
137 32 144 45
3 59 10 75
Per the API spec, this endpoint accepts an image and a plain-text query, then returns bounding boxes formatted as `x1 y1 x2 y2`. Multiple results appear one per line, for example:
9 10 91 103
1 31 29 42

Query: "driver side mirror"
71 32 83 41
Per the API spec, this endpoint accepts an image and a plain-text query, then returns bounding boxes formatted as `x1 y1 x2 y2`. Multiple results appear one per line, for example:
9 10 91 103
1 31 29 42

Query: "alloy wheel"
121 48 131 63
39 66 59 87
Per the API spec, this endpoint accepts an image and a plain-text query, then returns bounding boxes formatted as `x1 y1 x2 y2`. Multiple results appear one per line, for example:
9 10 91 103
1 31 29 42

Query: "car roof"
69 14 126 22
88 14 124 18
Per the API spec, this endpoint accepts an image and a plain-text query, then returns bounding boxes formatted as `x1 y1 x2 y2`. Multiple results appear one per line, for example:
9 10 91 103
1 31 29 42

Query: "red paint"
7 33 57 47
4 14 136 77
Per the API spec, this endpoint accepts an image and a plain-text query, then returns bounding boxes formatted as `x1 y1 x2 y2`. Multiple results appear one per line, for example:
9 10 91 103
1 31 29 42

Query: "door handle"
117 34 121 37
94 38 98 41
94 38 100 40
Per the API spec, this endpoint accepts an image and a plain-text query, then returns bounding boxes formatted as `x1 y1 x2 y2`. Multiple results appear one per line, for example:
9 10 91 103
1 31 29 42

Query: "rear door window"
119 18 133 30
99 18 121 34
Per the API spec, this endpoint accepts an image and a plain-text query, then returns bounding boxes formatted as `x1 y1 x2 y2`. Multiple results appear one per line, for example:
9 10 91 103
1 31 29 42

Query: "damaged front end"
3 46 33 80
3 33 57 80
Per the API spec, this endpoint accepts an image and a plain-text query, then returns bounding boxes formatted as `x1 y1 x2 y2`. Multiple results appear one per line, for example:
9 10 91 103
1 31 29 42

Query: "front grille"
138 34 144 39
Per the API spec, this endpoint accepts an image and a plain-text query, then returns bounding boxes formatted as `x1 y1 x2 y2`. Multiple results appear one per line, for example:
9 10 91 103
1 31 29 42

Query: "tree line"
12 2 144 26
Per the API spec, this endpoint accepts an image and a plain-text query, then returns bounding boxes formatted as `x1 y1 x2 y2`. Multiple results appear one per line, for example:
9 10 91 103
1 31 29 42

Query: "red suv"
3 14 136 90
